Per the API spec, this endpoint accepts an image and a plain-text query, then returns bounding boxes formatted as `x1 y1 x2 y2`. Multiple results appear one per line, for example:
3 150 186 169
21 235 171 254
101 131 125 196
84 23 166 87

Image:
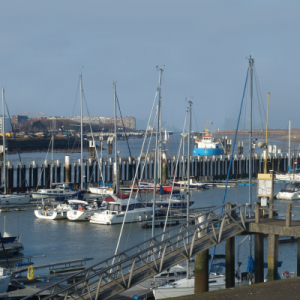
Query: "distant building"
12 115 28 124
0 117 12 133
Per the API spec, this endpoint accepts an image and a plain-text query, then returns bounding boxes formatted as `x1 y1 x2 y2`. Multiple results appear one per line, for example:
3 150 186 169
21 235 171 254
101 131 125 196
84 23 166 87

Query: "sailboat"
88 82 118 196
0 88 30 205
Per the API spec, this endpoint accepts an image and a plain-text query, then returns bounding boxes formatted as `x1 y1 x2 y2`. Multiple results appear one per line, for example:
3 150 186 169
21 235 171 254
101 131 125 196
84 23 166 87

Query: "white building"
0 117 12 133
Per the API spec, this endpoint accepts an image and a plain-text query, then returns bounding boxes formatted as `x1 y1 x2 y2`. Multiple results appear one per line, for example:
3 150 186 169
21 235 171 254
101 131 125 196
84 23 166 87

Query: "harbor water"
0 182 298 280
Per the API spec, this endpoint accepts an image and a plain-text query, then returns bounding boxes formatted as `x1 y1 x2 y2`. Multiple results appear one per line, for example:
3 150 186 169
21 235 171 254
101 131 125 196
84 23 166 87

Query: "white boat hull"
34 209 68 220
90 209 152 225
0 194 30 205
0 275 10 293
276 192 300 200
31 192 74 199
67 210 94 221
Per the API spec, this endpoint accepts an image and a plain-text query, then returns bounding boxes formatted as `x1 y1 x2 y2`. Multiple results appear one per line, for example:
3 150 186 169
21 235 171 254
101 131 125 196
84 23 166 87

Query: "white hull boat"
0 194 30 205
31 184 77 199
0 268 10 293
277 182 300 200
174 179 206 189
34 202 72 220
275 173 300 181
88 186 113 196
67 200 97 221
90 196 152 225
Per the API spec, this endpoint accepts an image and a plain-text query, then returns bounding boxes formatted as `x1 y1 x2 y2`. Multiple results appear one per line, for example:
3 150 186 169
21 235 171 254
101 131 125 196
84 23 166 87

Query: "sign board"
257 173 274 198
261 197 268 207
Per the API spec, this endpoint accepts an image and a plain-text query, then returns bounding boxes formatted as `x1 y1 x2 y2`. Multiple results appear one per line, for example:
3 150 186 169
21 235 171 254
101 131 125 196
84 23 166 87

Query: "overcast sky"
0 1 299 131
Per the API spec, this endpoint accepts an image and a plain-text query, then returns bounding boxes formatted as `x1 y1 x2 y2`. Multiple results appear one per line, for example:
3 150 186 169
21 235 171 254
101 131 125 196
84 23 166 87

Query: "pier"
1 151 293 193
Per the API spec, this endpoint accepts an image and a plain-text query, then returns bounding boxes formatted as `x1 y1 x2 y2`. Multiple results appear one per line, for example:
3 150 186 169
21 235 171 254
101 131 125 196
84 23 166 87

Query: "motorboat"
275 172 300 181
90 195 153 225
31 183 78 199
276 182 300 200
193 121 223 156
0 267 10 293
88 183 114 196
174 178 206 189
0 193 30 205
34 202 72 220
66 200 97 221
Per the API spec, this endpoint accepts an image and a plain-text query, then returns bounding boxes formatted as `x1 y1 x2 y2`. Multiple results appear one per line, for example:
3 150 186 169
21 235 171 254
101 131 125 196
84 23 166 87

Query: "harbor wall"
1 153 290 192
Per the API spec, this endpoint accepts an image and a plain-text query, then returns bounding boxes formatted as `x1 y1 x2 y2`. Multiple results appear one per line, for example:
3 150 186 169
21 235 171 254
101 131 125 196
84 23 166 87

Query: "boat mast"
80 74 83 190
186 100 192 279
2 88 6 194
264 93 270 174
152 68 163 237
113 82 119 194
248 56 254 258
288 120 291 169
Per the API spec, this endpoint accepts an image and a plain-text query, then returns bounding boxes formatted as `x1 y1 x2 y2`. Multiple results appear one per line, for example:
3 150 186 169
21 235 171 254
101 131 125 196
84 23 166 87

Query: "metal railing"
254 202 300 227
23 202 252 300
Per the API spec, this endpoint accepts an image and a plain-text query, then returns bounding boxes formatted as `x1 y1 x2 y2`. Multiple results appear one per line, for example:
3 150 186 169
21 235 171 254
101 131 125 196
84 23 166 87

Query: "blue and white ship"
193 121 223 156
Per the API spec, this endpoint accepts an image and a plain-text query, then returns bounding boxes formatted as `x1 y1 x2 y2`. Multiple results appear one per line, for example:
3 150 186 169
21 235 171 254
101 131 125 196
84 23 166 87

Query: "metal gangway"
23 203 252 300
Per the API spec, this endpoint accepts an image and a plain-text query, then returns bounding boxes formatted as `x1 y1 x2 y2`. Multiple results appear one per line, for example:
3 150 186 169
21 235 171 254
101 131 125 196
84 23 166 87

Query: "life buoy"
27 265 34 280
282 271 289 279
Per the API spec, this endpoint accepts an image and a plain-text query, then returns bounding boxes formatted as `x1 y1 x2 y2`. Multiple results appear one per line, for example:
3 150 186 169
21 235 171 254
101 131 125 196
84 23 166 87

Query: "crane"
24 111 45 119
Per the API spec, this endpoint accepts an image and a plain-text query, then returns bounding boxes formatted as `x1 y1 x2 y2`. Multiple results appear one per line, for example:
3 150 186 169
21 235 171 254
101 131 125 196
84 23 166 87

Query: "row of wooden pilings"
1 153 291 192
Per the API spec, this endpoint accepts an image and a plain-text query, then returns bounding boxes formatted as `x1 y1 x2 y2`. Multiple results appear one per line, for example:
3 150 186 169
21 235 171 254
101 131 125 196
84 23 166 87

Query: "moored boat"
193 121 223 156
276 182 300 200
66 200 97 221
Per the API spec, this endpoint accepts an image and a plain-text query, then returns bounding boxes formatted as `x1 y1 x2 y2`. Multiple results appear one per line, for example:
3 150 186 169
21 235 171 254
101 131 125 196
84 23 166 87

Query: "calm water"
0 182 297 279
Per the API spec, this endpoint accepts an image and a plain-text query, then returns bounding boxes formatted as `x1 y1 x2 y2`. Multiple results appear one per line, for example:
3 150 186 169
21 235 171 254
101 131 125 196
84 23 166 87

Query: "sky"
0 1 299 132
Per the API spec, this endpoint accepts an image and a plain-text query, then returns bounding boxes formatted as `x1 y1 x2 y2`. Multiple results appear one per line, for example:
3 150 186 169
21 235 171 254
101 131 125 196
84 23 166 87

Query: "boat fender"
282 271 289 279
78 206 83 211
43 211 46 215
27 265 34 280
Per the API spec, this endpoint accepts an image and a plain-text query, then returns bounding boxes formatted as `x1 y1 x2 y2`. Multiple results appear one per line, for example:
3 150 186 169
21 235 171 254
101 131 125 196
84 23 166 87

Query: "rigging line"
133 109 157 200
192 109 200 133
112 89 159 263
72 76 81 118
253 66 265 132
36 138 53 190
116 95 132 158
209 66 249 274
161 111 187 243
4 101 28 188
82 90 106 185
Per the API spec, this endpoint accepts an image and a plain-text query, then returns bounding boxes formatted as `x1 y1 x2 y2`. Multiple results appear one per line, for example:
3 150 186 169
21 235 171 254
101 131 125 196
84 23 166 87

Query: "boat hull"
0 275 11 293
67 210 94 221
88 187 113 195
193 148 223 156
0 194 30 205
34 209 68 220
90 209 152 225
276 192 300 200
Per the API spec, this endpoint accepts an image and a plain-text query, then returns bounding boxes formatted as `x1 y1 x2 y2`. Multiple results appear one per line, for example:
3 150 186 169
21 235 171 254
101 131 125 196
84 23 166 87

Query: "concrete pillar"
33 164 37 190
162 152 167 184
8 166 14 192
255 233 264 283
64 155 70 183
21 165 26 192
225 237 235 288
45 164 50 189
57 162 61 183
267 233 279 281
29 165 32 189
17 165 20 189
194 214 208 293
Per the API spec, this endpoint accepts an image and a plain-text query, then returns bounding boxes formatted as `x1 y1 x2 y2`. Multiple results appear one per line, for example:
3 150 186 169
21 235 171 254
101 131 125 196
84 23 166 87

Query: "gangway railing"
22 202 253 300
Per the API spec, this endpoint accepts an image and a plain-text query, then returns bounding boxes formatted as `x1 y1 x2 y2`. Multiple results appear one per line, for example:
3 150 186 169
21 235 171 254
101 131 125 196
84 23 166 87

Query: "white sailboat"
88 82 119 196
0 88 30 205
34 201 72 220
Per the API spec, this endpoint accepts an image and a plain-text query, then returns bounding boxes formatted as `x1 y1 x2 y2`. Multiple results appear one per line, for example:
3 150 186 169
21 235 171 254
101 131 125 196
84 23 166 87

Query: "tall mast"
264 93 270 174
186 100 192 279
2 88 6 194
288 120 291 169
113 82 119 194
152 68 163 237
248 56 254 258
80 74 83 190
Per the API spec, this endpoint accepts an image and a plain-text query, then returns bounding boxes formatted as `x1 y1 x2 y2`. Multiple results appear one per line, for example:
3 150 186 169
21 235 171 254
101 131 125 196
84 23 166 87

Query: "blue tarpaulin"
247 256 254 273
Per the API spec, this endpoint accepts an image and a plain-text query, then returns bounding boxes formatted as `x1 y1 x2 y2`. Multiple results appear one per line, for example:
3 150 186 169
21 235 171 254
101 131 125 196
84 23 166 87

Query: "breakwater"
2 152 291 192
